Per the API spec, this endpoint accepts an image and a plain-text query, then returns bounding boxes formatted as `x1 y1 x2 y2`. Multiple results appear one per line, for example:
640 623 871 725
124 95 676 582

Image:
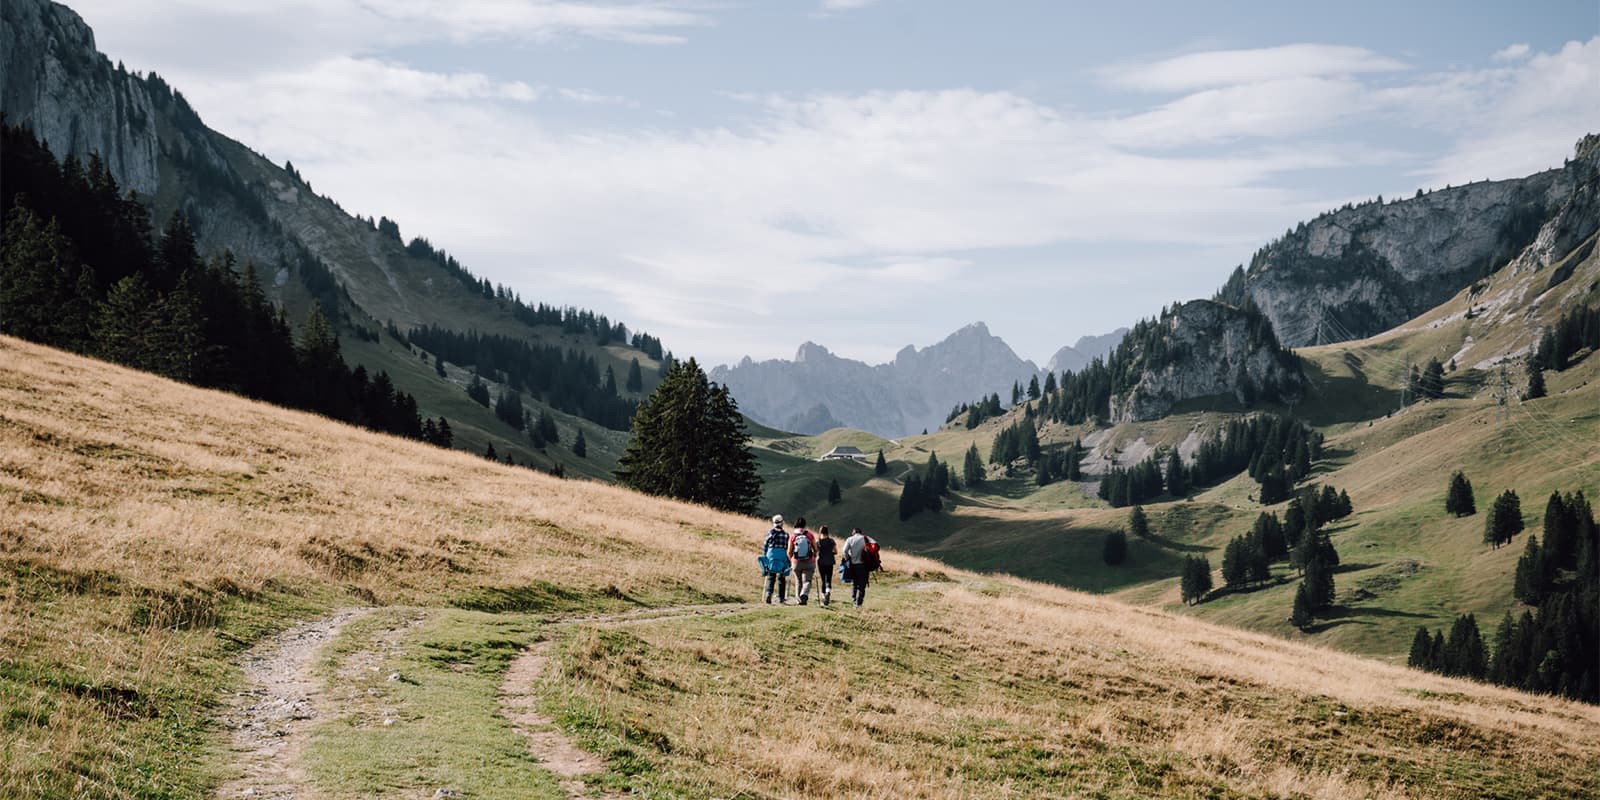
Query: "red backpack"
862 538 881 572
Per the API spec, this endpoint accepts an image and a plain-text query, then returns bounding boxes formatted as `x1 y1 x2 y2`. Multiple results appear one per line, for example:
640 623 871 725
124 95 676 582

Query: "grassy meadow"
3 333 1600 798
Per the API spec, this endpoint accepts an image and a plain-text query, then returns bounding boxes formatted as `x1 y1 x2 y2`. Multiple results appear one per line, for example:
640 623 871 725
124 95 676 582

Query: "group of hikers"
759 515 880 607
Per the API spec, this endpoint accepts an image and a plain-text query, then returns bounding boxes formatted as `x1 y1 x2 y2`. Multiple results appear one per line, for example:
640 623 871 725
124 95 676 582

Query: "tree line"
399 233 667 359
0 123 445 445
407 324 638 430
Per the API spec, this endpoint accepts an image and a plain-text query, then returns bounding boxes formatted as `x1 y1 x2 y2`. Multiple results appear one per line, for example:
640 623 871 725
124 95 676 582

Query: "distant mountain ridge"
711 322 1042 437
1046 328 1129 374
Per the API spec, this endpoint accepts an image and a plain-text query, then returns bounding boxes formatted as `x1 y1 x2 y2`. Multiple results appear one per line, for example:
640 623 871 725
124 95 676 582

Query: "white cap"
772 514 784 525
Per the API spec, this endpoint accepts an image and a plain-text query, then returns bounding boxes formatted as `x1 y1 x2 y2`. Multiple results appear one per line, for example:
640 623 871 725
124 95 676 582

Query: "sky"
66 0 1600 367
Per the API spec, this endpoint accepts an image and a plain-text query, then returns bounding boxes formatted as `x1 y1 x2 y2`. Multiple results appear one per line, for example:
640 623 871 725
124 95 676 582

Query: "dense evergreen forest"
406 325 638 430
0 122 446 445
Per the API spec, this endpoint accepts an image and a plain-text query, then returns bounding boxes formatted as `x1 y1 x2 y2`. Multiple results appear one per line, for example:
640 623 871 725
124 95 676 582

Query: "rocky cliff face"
1235 141 1598 346
1109 300 1303 423
710 323 1041 437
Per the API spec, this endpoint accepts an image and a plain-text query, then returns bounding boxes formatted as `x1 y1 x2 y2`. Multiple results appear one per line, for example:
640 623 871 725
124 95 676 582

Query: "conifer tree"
466 373 491 407
572 428 587 458
1102 528 1128 565
1523 357 1546 400
1291 584 1315 630
1180 556 1213 605
828 477 842 505
434 417 453 448
1303 553 1335 611
614 358 760 514
1512 534 1549 604
1128 505 1150 539
484 441 498 461
435 355 447 377
1408 627 1434 670
1222 537 1246 588
1165 449 1186 497
1027 375 1041 400
1420 358 1445 399
962 443 984 486
1484 489 1524 548
875 449 888 476
1446 471 1475 516
899 474 923 521
626 357 643 393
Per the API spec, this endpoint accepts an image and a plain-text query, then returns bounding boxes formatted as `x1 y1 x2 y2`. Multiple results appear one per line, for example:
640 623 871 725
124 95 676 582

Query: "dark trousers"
848 564 870 606
818 563 834 602
763 571 787 602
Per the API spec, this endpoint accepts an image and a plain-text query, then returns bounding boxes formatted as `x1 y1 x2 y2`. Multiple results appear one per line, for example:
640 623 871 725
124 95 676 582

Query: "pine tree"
1484 489 1524 548
435 417 453 448
94 273 163 373
875 449 888 476
1446 471 1475 516
1512 534 1548 604
1222 538 1246 588
1102 528 1128 566
466 373 491 407
1291 584 1315 630
1303 554 1335 611
1027 375 1041 400
1408 627 1434 670
1523 357 1546 400
899 474 923 521
1165 449 1187 497
625 358 643 393
484 442 498 461
572 428 587 458
1129 505 1150 539
962 443 984 486
614 358 760 514
828 477 842 505
1420 358 1445 399
434 355 447 377
1180 556 1213 605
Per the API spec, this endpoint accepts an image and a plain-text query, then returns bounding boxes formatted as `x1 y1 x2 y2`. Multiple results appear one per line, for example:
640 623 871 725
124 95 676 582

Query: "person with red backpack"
787 517 818 605
841 527 880 607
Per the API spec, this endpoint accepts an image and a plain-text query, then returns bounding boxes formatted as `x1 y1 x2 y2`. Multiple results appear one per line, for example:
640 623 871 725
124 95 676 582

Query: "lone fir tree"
1445 471 1475 517
615 358 761 514
828 477 842 505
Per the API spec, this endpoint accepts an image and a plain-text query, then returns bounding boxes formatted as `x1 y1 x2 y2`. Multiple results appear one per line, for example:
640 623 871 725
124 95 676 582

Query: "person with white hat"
760 514 791 604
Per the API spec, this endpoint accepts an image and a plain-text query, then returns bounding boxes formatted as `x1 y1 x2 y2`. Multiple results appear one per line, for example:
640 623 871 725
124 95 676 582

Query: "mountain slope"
0 0 662 471
1223 135 1599 347
4 333 1599 798
711 321 1042 437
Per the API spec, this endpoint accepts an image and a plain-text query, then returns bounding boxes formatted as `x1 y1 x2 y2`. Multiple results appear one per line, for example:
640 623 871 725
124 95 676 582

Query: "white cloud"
64 15 1599 364
1492 42 1532 62
1101 43 1408 92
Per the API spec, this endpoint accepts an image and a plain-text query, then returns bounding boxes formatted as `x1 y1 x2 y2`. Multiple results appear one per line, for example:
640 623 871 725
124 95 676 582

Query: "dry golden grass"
3 333 1599 799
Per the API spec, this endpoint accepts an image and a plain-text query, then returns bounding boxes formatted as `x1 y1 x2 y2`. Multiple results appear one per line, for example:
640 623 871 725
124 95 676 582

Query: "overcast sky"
66 0 1600 367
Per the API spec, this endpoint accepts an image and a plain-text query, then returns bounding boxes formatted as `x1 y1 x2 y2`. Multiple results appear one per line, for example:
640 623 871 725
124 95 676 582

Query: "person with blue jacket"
761 515 791 604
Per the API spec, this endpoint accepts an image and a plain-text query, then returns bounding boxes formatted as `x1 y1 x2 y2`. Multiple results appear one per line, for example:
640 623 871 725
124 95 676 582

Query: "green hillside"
755 239 1600 666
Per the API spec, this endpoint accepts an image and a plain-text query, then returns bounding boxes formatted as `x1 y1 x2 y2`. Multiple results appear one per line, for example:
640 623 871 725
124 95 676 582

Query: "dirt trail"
499 603 747 799
215 607 374 800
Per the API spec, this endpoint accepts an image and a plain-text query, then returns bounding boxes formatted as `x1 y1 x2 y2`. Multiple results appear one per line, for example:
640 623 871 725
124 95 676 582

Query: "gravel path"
215 607 374 800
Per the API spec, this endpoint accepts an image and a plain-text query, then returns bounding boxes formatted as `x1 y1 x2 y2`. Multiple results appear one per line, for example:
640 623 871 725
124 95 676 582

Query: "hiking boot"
799 597 808 606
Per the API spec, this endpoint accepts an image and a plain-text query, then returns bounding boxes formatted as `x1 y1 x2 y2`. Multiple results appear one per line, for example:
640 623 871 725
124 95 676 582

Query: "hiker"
761 515 791 604
842 527 880 607
814 525 837 606
788 517 818 605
